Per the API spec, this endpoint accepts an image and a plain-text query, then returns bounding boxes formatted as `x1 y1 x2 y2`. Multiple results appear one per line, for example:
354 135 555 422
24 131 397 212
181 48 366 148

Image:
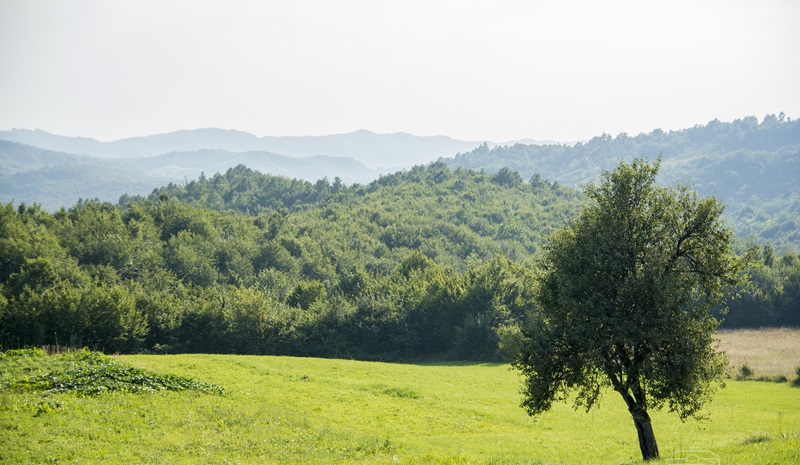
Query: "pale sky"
1 0 798 142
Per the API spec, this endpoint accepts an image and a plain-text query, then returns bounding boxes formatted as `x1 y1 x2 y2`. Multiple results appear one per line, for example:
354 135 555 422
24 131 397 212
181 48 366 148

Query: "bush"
736 363 754 380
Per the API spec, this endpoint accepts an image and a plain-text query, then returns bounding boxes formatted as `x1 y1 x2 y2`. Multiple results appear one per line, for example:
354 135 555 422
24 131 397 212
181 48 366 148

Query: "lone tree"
513 158 740 461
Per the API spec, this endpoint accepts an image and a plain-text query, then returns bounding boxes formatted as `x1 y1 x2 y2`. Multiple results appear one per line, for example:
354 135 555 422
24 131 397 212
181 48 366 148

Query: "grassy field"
1 332 799 464
717 328 800 378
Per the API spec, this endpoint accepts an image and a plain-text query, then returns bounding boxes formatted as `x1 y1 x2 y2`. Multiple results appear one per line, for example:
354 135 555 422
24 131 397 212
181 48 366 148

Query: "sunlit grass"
2 350 798 464
717 327 800 377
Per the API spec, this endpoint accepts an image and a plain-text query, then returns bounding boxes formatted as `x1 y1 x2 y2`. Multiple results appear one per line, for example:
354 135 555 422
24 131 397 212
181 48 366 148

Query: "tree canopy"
513 158 741 460
445 115 800 252
1 161 795 364
0 164 578 359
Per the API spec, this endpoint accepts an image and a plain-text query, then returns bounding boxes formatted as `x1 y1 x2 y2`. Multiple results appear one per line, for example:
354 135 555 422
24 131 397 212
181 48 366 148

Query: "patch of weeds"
741 433 771 445
33 400 64 417
755 374 789 383
382 386 422 399
355 436 396 456
734 362 792 383
736 363 754 380
1 348 46 358
793 365 800 387
1 348 224 396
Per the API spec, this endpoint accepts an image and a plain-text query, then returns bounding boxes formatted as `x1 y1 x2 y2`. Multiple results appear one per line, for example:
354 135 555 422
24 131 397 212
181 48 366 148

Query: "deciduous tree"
513 158 740 460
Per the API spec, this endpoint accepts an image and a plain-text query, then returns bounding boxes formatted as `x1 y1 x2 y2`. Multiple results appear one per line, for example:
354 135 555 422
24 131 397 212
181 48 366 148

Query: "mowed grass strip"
2 349 798 464
717 328 800 377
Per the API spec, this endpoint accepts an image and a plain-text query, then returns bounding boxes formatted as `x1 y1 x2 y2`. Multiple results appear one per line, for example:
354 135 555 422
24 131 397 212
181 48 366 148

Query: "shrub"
737 363 754 380
755 374 788 383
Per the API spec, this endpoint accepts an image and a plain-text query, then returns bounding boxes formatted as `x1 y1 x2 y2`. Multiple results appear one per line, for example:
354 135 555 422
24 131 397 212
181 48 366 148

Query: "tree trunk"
631 409 659 460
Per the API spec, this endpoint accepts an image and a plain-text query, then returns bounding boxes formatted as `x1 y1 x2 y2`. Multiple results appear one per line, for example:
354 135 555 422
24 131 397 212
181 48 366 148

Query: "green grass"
2 352 799 464
0 349 224 396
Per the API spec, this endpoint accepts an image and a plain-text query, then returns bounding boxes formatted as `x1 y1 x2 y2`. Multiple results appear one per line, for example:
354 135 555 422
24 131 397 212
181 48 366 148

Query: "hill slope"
2 162 798 359
0 142 377 210
0 140 89 175
443 115 800 251
1 163 582 359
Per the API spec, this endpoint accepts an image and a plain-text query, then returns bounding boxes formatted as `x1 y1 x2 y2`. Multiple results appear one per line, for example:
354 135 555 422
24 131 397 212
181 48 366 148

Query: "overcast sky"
1 0 798 142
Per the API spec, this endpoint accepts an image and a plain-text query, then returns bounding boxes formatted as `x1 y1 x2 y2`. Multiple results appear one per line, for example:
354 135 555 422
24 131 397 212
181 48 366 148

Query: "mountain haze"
0 140 91 175
0 141 376 210
443 115 800 251
2 116 798 250
0 128 486 169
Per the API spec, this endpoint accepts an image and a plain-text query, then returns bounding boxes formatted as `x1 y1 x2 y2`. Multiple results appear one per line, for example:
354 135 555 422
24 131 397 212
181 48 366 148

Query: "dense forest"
444 115 800 252
1 164 576 358
1 163 798 359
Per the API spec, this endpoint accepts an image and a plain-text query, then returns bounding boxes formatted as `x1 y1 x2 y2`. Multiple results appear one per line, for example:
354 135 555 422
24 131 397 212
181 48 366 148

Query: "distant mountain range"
0 128 493 170
0 128 550 210
1 117 798 251
0 140 380 209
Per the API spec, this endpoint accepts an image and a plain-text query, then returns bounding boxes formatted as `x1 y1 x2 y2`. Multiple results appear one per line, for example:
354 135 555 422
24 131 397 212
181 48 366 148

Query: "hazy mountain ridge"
0 142 377 210
443 115 799 187
0 140 95 175
442 115 800 251
0 164 161 211
133 149 377 184
0 128 511 209
0 128 488 169
2 116 798 249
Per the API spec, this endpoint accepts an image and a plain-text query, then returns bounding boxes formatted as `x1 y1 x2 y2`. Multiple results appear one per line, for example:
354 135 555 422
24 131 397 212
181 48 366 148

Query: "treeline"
1 164 576 359
721 243 800 327
444 114 800 252
1 163 797 359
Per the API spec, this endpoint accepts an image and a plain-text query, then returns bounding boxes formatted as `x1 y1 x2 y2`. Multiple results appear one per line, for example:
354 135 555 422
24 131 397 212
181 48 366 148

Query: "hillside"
145 163 580 266
2 162 798 359
443 115 800 252
0 141 377 209
0 163 582 359
0 140 89 175
3 117 798 253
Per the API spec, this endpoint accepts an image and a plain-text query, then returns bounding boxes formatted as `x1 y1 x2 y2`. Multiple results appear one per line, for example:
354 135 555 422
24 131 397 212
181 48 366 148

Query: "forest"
1 162 797 359
444 114 800 252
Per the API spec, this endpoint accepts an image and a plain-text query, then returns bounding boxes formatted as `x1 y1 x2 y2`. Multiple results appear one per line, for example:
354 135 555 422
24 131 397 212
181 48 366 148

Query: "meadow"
717 328 800 378
1 330 799 464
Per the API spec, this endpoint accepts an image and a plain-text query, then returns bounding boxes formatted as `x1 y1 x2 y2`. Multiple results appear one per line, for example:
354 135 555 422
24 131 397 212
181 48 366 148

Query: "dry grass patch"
717 328 800 378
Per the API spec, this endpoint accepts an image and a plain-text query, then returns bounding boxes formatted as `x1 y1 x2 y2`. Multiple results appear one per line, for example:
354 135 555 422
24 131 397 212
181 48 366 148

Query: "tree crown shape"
513 158 740 460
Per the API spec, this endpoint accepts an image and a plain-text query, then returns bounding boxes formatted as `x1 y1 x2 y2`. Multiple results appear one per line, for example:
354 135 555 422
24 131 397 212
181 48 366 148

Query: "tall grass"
717 327 800 377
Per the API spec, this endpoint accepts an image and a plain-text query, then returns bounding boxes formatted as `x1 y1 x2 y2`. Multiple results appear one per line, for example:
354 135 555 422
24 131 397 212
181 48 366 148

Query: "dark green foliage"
0 164 577 360
0 160 796 361
737 363 754 380
146 165 338 215
718 245 800 328
0 348 224 395
734 363 790 383
445 115 800 252
514 159 740 461
752 374 788 383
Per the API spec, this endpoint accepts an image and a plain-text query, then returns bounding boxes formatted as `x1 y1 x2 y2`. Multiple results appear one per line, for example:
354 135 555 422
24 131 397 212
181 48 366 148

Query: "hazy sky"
1 0 798 142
